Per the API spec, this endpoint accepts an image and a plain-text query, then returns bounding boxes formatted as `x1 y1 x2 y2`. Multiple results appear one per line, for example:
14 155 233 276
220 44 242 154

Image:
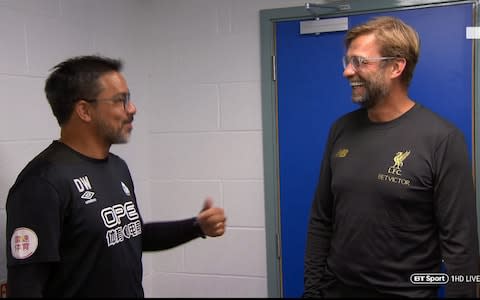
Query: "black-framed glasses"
84 92 131 110
342 55 396 71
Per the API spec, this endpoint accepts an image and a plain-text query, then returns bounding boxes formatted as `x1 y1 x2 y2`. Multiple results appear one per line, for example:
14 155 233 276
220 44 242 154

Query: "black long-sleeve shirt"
6 141 204 297
304 103 479 298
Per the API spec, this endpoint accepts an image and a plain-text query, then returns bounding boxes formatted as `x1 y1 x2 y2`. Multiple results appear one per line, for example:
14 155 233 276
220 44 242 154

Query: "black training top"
6 141 205 297
6 141 144 297
304 103 479 298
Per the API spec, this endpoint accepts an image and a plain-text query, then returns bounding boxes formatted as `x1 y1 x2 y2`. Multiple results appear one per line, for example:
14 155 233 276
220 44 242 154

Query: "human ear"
390 58 407 80
74 100 93 122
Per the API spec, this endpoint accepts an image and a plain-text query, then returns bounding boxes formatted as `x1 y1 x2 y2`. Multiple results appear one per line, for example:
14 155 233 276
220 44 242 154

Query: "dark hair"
345 16 420 87
44 55 123 126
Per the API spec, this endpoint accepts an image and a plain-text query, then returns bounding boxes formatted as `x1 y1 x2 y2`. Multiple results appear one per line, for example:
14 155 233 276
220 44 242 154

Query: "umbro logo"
73 176 97 204
81 191 97 204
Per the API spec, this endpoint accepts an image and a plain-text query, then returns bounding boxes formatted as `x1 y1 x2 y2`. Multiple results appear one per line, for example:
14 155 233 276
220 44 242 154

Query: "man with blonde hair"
303 16 479 298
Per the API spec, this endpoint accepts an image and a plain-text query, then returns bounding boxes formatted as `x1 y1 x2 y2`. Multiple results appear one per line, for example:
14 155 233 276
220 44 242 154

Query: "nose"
343 63 355 78
126 100 137 115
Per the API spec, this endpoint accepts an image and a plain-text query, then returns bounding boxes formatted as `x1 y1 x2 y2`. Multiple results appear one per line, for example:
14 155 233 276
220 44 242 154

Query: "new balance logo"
73 176 97 204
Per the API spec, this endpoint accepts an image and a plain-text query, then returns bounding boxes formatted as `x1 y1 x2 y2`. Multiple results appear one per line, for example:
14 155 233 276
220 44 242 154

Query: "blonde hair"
345 16 420 87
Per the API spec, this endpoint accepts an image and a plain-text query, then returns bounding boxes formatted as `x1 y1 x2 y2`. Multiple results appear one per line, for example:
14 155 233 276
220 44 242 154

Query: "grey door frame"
260 0 479 297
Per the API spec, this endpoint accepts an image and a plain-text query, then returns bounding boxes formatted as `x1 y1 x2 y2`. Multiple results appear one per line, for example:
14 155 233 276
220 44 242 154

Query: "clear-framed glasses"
342 55 396 71
85 92 131 110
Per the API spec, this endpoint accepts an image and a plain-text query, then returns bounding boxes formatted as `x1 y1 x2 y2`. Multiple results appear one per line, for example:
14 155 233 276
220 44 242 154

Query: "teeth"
350 81 364 87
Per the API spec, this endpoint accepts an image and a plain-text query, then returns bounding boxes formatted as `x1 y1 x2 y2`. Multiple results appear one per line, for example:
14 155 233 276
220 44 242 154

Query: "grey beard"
357 83 389 109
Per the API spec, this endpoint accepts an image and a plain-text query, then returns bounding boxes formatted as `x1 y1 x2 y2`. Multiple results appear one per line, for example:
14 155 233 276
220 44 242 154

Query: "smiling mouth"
350 81 365 87
123 120 133 130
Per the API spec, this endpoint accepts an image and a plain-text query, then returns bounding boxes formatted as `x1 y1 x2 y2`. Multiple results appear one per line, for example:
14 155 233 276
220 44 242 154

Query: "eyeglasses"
342 55 396 71
85 92 131 110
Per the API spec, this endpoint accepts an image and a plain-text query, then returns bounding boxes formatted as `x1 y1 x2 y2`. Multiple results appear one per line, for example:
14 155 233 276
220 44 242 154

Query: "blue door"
276 3 474 297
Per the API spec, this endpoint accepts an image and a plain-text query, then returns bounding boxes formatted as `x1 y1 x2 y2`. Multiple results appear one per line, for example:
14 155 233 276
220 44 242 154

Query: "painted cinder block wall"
0 0 307 297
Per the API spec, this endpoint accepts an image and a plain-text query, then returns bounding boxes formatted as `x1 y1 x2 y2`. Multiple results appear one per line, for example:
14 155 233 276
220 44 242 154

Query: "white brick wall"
0 0 306 297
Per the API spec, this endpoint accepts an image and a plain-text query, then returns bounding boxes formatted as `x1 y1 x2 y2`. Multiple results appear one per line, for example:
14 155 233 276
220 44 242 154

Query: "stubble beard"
95 119 132 145
352 72 389 109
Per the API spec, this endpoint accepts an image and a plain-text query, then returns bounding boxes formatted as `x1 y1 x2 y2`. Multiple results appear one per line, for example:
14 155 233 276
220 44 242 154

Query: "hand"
196 197 226 237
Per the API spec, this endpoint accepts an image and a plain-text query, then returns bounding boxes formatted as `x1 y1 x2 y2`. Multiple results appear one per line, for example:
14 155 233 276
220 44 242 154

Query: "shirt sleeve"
6 176 63 266
433 130 480 298
142 217 205 251
7 263 52 297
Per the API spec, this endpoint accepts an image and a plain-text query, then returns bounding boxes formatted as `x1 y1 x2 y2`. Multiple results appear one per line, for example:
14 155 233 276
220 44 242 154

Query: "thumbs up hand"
196 196 226 237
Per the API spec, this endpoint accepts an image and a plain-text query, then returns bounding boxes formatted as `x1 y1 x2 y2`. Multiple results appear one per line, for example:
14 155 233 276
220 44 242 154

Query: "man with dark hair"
303 16 479 298
6 55 227 297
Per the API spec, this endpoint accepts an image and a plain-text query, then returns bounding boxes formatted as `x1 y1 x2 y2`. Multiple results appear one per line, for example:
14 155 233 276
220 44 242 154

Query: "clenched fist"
196 197 226 237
